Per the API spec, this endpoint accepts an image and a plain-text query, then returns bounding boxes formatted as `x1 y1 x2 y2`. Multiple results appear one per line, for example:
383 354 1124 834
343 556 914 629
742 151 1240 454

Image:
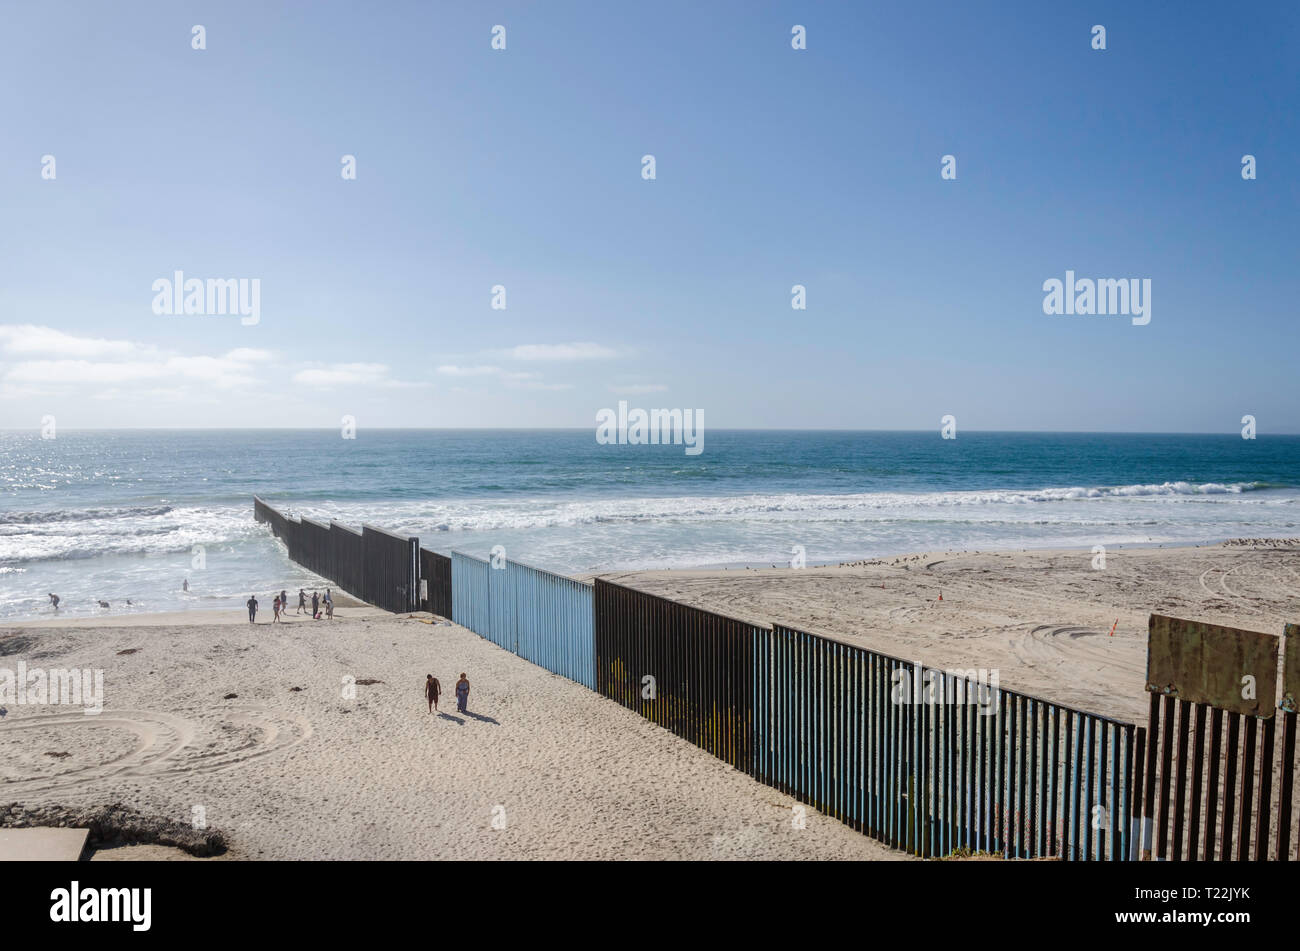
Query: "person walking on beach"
246 595 258 623
325 597 334 620
425 674 441 714
48 593 59 610
280 589 288 613
297 589 306 614
272 596 282 623
455 673 470 713
311 591 320 619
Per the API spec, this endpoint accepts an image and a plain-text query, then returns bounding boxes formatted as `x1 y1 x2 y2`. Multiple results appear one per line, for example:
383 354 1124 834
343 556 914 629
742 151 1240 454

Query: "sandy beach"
1 605 900 860
4 540 1296 861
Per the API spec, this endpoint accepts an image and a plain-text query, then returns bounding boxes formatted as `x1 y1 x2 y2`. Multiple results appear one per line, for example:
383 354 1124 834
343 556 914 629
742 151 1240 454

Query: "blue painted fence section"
488 559 514 651
450 552 595 689
451 551 490 637
510 561 595 690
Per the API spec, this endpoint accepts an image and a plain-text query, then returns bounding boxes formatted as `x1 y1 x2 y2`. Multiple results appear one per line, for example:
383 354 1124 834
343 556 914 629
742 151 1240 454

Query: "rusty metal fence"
328 522 364 598
594 579 754 771
360 524 419 613
420 548 452 618
1141 615 1299 861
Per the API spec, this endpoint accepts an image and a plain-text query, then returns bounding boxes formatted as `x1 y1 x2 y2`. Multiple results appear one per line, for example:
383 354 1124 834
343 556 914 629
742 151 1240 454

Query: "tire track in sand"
0 705 312 796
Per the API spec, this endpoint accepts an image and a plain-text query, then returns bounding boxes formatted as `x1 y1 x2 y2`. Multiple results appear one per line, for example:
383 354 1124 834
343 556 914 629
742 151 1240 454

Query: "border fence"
449 552 595 689
757 623 1138 859
329 522 364 599
1141 615 1299 861
254 496 1297 861
595 579 754 772
253 497 416 613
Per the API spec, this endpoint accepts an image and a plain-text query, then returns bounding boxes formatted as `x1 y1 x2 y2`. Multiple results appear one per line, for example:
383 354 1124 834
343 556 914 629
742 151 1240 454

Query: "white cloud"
8 355 257 389
0 324 146 359
435 364 568 390
293 363 428 390
610 383 668 395
436 364 504 377
293 363 390 387
0 325 427 412
501 342 617 361
0 324 265 392
225 347 273 363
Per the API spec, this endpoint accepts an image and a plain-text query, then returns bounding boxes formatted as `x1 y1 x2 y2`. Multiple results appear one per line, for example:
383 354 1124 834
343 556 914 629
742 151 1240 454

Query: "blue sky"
0 1 1296 431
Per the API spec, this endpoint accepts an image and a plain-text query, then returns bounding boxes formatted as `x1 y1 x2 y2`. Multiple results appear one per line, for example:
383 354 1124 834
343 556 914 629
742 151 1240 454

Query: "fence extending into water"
253 497 416 613
253 496 1296 861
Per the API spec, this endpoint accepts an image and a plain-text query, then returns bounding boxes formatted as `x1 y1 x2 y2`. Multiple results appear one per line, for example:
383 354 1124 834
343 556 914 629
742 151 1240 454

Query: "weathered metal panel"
418 548 452 618
300 518 330 578
328 522 363 600
1146 614 1278 718
1282 623 1300 714
1280 623 1299 859
593 579 755 774
361 525 418 613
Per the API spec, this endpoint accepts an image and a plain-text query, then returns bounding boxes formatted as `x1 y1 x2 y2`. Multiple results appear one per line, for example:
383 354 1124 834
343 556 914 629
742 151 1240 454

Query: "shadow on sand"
437 712 465 725
463 711 500 725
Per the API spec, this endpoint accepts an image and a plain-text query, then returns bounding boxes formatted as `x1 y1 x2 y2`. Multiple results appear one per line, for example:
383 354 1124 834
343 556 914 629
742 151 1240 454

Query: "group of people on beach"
247 588 334 623
425 673 471 714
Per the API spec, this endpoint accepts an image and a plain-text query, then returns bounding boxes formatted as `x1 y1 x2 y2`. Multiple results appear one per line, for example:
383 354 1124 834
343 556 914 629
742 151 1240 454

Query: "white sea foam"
3 481 1297 619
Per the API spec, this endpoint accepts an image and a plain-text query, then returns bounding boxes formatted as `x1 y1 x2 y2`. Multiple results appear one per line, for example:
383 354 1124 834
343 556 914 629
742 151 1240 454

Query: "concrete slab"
0 827 89 861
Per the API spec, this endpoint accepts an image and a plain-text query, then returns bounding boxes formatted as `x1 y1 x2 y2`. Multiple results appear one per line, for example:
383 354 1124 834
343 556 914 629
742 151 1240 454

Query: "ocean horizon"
3 428 1297 621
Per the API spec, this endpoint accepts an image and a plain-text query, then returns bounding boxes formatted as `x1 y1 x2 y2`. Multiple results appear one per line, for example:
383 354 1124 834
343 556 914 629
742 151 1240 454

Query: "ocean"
2 429 1297 621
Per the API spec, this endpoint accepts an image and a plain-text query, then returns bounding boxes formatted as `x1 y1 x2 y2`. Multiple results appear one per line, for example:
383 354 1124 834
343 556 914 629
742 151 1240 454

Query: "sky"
0 1 1296 431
